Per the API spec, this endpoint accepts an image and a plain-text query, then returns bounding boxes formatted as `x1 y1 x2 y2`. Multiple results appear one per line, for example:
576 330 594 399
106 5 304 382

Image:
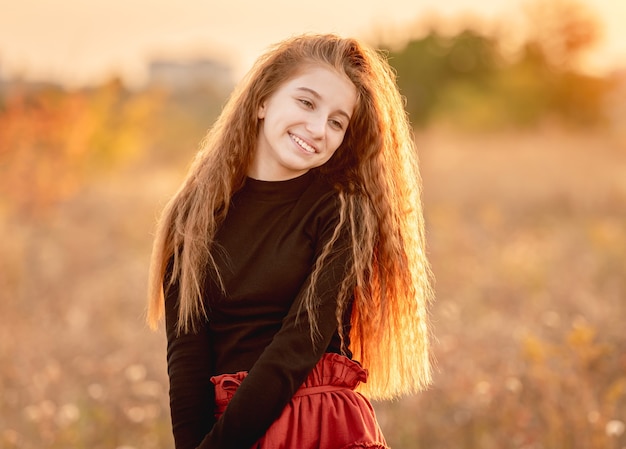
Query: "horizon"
0 0 625 88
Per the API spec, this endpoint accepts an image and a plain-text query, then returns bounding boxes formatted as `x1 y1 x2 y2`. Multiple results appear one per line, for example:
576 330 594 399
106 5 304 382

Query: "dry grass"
376 126 626 449
1 126 625 448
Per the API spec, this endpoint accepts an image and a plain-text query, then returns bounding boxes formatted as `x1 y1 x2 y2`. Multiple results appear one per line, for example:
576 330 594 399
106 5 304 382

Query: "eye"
298 98 314 109
329 119 345 131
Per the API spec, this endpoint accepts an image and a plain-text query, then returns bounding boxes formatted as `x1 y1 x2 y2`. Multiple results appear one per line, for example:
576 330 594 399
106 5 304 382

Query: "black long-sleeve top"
164 170 354 449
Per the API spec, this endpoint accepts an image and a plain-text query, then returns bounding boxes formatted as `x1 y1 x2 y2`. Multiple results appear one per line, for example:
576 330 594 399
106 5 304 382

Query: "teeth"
291 133 316 153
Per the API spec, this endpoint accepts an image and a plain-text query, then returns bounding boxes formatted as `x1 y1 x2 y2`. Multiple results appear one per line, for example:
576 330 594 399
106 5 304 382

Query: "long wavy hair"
147 34 433 399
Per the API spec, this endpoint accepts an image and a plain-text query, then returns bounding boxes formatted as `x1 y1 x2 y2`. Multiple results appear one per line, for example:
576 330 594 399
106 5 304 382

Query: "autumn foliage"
1 1 625 447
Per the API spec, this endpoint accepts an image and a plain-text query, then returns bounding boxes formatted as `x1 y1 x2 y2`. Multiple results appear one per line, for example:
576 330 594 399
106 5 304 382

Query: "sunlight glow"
0 0 624 87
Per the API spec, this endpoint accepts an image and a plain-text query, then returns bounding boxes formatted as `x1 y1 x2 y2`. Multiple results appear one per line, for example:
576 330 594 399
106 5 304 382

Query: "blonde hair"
147 34 433 399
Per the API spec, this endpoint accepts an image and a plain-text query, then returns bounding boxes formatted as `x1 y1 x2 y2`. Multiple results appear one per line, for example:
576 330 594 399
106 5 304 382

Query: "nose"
305 113 326 140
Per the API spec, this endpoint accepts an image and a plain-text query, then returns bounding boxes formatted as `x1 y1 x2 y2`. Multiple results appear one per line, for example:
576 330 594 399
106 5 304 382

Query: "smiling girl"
147 34 433 449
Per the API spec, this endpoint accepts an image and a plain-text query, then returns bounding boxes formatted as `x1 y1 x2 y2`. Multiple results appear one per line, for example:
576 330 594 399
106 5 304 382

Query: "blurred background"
1 0 625 448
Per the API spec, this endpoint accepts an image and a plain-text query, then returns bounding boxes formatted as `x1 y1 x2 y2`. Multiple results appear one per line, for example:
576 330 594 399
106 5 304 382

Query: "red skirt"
211 353 389 449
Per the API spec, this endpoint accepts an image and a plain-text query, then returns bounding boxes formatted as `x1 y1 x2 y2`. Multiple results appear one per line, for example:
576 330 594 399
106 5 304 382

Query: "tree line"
380 0 615 128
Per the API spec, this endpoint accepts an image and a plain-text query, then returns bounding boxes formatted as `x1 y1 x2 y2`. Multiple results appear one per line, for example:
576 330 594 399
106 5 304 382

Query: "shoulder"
275 173 339 244
298 172 341 217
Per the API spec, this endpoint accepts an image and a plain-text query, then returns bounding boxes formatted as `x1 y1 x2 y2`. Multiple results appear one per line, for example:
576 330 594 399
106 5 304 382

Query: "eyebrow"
295 87 352 122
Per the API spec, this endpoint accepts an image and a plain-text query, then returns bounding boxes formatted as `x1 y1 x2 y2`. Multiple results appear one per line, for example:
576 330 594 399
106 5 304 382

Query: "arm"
165 275 216 449
198 200 353 449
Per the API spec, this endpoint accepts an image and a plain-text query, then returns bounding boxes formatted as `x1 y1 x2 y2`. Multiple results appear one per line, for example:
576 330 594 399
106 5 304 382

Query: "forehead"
276 64 358 112
282 64 353 89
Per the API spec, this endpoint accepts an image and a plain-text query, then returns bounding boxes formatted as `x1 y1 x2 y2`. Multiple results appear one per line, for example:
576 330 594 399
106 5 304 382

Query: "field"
1 125 625 448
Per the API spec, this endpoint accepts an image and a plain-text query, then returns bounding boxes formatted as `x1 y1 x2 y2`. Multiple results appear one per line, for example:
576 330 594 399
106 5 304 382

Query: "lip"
289 132 318 154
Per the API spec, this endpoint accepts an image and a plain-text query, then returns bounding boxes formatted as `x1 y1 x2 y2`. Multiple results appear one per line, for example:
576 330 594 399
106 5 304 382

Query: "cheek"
329 131 348 153
322 142 342 163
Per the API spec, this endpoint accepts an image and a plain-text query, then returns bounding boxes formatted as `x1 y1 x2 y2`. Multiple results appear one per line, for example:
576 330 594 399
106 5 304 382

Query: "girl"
147 33 432 449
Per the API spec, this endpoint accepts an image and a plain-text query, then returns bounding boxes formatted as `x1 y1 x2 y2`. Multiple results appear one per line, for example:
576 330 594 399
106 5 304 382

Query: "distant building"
148 58 233 92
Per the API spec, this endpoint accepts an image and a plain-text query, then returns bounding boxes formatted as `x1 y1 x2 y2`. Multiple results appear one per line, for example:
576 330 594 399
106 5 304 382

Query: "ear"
257 102 267 120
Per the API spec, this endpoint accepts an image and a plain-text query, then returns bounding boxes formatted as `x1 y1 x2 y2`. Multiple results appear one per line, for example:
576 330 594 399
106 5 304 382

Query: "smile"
289 133 317 154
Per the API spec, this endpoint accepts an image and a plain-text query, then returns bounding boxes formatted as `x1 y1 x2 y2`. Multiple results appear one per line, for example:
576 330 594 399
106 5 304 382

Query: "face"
249 64 358 181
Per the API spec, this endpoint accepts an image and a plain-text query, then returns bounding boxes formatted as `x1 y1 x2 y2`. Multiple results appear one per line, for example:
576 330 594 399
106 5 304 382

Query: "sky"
0 0 625 88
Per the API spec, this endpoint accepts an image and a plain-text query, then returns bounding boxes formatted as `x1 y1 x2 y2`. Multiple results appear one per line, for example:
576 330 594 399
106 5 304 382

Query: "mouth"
289 132 317 154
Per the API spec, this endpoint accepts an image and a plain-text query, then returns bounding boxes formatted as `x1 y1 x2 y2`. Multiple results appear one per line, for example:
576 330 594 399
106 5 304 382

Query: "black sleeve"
197 199 353 449
165 273 216 449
